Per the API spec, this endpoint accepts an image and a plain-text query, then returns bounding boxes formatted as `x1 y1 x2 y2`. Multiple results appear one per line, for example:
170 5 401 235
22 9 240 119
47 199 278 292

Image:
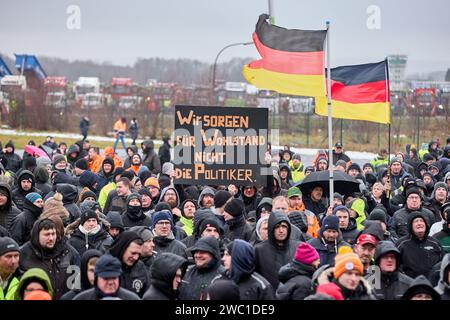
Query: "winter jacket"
369 241 413 300
158 141 171 166
143 252 187 300
288 160 305 183
103 190 128 215
434 222 450 253
54 184 81 222
179 236 224 300
254 212 302 289
307 230 350 267
11 170 42 211
0 183 21 231
333 278 376 300
390 206 436 239
2 144 22 173
142 140 161 174
68 225 113 255
340 218 360 245
20 219 81 299
239 186 262 215
73 287 140 300
276 260 316 300
98 182 116 210
435 254 450 300
332 150 351 165
129 120 138 140
303 196 327 217
402 275 441 300
153 234 188 259
9 198 43 246
80 118 89 135
34 166 52 198
396 212 444 278
224 215 254 242
122 207 152 229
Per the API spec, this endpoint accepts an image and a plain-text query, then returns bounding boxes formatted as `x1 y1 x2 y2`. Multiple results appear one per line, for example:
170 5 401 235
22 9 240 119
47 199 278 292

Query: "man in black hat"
0 237 22 300
332 142 351 166
73 254 140 300
122 193 152 229
223 199 254 242
11 170 41 211
1 140 22 173
108 230 150 297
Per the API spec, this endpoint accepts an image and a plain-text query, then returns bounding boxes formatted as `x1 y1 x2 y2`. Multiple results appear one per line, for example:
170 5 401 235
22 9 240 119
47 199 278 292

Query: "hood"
34 166 49 184
17 170 35 192
374 241 400 268
198 187 216 207
15 268 54 300
106 211 125 231
0 182 12 211
188 236 221 263
159 186 180 207
192 208 216 238
142 140 155 154
443 146 450 159
151 252 187 297
268 211 291 247
109 230 142 262
273 170 282 195
23 197 43 217
407 211 430 239
126 145 139 155
402 275 441 300
256 197 272 221
67 144 80 155
230 239 255 283
56 183 79 204
80 249 102 291
278 260 315 284
5 140 15 153
361 221 385 242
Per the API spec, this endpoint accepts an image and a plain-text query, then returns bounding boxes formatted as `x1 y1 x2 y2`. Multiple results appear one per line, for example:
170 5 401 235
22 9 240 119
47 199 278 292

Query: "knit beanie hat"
334 246 364 279
75 158 88 170
214 190 232 208
41 192 70 221
199 217 223 235
52 154 66 167
144 177 160 190
0 237 20 256
26 192 42 204
369 207 387 224
332 205 349 216
288 186 302 199
152 210 173 229
294 242 320 265
126 192 142 206
406 187 421 199
79 171 98 188
292 153 302 161
434 182 448 193
224 198 245 218
315 283 344 300
80 189 97 202
321 215 340 232
80 209 99 226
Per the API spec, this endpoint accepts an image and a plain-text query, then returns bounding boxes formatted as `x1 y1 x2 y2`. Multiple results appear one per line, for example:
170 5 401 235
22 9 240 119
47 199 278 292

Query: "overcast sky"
1 0 449 74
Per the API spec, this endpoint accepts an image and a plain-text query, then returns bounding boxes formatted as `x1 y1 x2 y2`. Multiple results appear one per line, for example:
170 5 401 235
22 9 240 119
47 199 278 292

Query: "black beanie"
80 190 97 202
0 237 20 256
126 193 142 206
102 157 115 167
109 231 142 261
155 202 171 212
199 217 223 235
121 170 135 180
138 187 152 198
369 208 387 224
214 190 232 208
406 187 421 199
224 198 245 218
75 158 89 170
80 209 99 226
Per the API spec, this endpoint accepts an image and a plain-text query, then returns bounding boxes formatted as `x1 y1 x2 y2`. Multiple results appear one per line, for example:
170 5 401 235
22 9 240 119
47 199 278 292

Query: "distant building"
388 55 408 91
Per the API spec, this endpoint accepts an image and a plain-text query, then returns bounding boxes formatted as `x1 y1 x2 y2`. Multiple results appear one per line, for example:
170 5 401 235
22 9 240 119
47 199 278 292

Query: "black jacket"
9 198 43 246
2 144 22 173
303 196 327 217
122 207 152 229
435 253 450 300
307 231 350 267
11 170 42 211
68 226 113 255
142 140 161 175
34 166 52 198
143 252 187 300
103 190 128 215
340 218 359 245
276 260 315 300
80 118 89 136
178 236 224 300
390 206 436 239
254 212 301 289
158 141 171 166
396 212 444 278
333 278 376 300
153 235 188 259
20 219 81 299
73 287 140 300
369 241 413 300
224 215 254 242
0 182 21 231
52 184 81 223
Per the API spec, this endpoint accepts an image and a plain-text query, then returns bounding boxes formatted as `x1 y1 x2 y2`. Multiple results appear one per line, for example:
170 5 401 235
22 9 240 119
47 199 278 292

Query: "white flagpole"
326 21 334 203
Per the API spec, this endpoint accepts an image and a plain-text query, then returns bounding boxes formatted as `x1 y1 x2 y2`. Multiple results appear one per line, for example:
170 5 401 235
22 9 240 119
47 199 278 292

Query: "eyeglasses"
156 221 171 226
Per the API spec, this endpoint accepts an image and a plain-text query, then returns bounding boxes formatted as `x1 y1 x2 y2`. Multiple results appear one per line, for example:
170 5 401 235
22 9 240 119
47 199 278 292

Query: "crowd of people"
0 133 449 301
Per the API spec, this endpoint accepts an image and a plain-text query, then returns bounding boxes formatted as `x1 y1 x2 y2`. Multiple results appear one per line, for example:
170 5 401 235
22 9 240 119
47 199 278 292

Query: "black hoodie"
396 212 444 278
402 275 441 300
11 170 41 211
254 212 301 289
2 140 22 173
9 197 43 245
143 252 187 300
0 182 21 231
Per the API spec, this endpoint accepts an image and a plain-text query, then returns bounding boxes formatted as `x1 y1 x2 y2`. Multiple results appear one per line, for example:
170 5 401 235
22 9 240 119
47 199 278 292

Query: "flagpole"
326 21 334 204
385 58 392 198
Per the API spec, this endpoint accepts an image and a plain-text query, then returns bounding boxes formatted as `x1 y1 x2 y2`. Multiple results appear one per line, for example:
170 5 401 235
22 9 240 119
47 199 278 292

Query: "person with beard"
158 186 181 222
303 186 327 218
129 226 155 272
307 215 350 267
353 233 378 275
10 193 44 245
73 254 140 300
152 210 187 259
368 241 413 300
20 217 80 299
11 170 42 211
397 212 444 278
0 182 21 232
97 157 115 192
198 187 216 209
128 154 143 176
60 249 102 300
254 211 302 289
67 209 113 255
276 242 321 300
334 205 359 245
1 140 22 173
240 185 261 215
108 230 150 297
143 252 188 300
223 198 254 242
104 177 132 215
138 188 154 217
177 199 198 238
141 139 161 175
122 193 152 228
179 236 224 300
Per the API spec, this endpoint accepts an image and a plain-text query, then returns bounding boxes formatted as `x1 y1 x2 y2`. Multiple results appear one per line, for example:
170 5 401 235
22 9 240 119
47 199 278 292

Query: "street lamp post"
211 42 252 105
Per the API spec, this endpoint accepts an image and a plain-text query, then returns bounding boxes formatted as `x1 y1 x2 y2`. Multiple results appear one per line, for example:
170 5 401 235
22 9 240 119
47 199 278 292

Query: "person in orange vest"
103 146 123 168
113 117 127 152
288 186 320 238
88 147 104 173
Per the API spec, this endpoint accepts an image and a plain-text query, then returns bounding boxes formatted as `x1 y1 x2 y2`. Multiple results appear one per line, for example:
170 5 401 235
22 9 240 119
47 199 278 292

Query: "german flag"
243 14 327 98
315 60 391 124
